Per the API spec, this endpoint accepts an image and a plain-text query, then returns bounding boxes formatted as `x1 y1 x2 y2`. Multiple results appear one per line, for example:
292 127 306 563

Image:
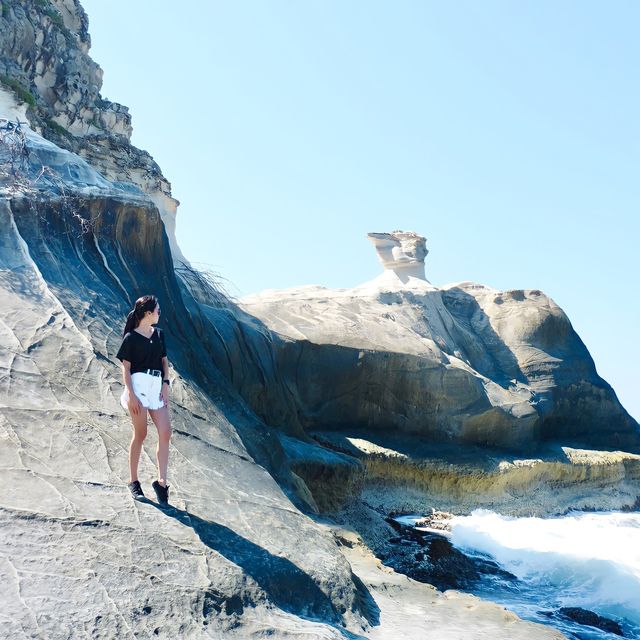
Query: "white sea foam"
450 510 640 627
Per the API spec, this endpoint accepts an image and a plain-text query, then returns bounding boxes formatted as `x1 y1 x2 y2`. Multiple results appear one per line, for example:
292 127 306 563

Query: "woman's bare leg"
149 406 172 487
129 407 148 483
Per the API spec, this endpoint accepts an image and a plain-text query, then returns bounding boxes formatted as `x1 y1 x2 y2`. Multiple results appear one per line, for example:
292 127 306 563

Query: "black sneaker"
152 480 170 505
128 480 145 500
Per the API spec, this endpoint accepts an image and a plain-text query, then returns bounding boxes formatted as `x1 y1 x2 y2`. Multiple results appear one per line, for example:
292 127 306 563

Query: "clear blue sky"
81 0 639 422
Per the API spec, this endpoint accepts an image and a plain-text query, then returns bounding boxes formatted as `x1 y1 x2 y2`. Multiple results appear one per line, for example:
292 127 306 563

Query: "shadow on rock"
440 286 527 387
151 503 374 633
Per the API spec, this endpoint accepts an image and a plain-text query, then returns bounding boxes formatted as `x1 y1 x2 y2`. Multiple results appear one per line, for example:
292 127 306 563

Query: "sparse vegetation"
45 118 72 139
33 0 75 42
175 263 233 307
44 6 64 29
0 75 36 107
0 118 30 186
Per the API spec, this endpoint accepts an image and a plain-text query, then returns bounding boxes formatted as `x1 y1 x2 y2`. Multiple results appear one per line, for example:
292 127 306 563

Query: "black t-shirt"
116 328 166 374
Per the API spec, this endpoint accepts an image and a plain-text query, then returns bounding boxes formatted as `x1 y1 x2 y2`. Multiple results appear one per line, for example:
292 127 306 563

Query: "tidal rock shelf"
362 515 636 639
305 431 640 516
330 525 565 640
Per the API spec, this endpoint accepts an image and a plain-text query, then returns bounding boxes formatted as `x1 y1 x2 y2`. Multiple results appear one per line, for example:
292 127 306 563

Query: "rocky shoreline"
328 521 567 640
1 2 639 638
330 502 635 638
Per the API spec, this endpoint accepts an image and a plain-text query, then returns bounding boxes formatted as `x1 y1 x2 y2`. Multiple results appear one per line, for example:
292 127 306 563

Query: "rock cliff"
0 0 186 264
0 127 378 637
0 2 635 639
241 232 639 453
0 100 561 640
0 3 372 636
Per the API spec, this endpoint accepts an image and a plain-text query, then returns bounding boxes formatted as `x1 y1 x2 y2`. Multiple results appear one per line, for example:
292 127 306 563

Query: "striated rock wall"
0 139 372 636
439 283 634 443
0 0 187 265
316 431 640 516
0 50 370 634
240 240 639 454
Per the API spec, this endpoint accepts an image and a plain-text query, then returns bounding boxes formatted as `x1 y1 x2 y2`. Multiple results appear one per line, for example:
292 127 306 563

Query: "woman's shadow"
148 502 379 634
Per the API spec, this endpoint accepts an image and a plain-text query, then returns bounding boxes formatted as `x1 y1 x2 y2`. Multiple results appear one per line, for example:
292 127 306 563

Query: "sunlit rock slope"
0 2 620 639
241 231 639 453
0 4 369 636
0 77 562 640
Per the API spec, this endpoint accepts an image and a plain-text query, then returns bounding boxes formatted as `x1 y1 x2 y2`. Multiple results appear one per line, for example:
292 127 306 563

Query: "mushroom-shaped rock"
367 230 430 282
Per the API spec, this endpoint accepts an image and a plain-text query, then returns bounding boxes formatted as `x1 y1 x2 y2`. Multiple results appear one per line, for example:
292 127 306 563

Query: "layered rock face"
0 5 373 637
0 134 379 637
241 232 639 453
0 3 635 638
0 0 187 265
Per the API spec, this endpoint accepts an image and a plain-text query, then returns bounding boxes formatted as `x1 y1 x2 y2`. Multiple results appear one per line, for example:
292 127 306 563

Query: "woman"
116 295 172 505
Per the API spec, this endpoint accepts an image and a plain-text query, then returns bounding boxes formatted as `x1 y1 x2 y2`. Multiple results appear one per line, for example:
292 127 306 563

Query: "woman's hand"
128 395 142 416
161 383 170 408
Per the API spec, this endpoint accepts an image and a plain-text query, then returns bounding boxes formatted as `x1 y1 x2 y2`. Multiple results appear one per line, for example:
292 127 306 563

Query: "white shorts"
120 372 165 411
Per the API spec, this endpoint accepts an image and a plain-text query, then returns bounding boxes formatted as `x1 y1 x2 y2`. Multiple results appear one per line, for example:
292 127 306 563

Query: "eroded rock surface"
0 42 371 633
241 233 639 453
0 161 370 638
0 3 620 638
0 121 569 638
0 0 186 265
367 230 429 282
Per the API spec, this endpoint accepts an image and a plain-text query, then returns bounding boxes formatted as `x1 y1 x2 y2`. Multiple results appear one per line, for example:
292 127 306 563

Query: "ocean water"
448 510 640 639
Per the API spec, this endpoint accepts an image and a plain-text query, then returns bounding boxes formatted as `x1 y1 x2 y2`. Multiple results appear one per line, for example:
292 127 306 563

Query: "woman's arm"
160 356 170 406
122 360 142 415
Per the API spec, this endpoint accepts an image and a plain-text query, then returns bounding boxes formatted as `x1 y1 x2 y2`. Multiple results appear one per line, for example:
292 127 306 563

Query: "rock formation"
241 231 639 453
0 2 636 639
0 128 373 636
367 230 430 283
0 0 187 265
0 3 367 636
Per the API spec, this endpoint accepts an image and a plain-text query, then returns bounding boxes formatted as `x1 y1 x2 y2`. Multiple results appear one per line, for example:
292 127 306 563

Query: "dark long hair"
123 295 158 336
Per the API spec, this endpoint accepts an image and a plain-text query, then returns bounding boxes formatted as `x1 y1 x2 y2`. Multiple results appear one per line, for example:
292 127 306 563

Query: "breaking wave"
450 510 640 637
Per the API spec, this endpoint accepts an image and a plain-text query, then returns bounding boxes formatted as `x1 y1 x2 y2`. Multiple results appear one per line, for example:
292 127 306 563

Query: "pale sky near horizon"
81 1 639 421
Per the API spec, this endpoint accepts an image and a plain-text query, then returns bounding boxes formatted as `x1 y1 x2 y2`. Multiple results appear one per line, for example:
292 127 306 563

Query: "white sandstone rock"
240 232 639 452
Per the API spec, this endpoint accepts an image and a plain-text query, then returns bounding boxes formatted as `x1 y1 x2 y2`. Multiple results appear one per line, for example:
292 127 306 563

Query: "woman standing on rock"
116 295 172 505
